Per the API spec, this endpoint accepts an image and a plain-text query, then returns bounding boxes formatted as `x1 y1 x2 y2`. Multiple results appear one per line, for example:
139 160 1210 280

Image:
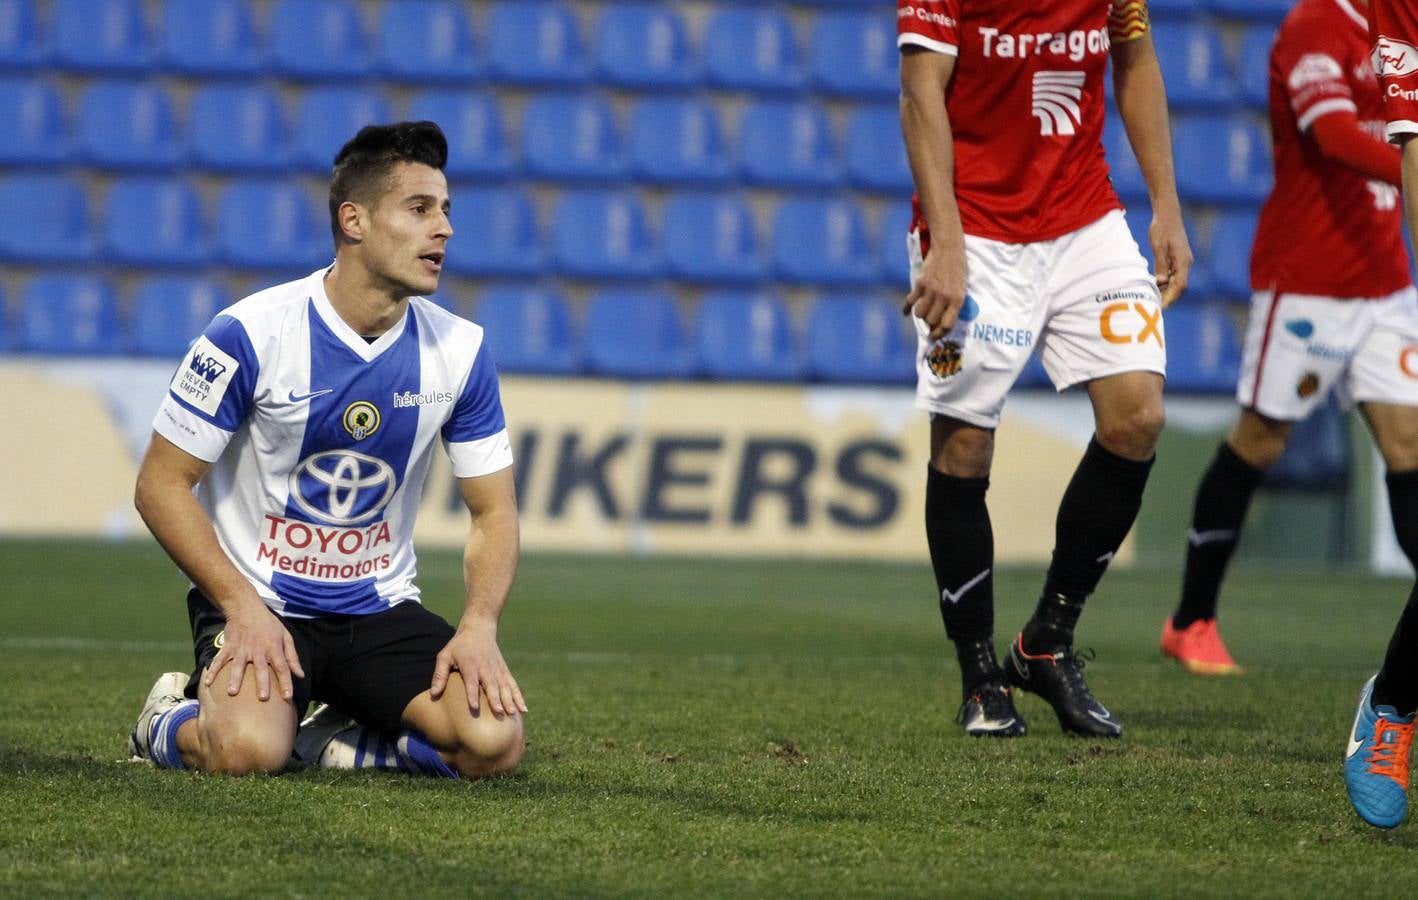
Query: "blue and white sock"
320 727 458 779
150 700 199 770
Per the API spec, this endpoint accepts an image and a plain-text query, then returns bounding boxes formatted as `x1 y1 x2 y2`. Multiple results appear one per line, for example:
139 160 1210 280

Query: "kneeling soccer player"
127 121 526 779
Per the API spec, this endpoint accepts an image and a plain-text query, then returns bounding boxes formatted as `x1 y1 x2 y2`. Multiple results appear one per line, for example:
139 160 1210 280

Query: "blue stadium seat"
1163 302 1242 393
585 288 691 379
216 180 326 271
704 9 804 92
1118 201 1214 300
1151 20 1237 108
806 293 915 384
487 2 586 85
159 0 263 76
0 77 67 165
0 175 93 263
270 0 368 79
0 0 46 69
522 94 625 181
292 87 392 171
879 201 914 287
662 193 765 283
596 5 695 89
552 190 658 279
810 12 898 98
1237 26 1277 107
77 80 180 169
629 97 732 185
189 84 290 171
471 286 582 375
695 290 802 380
129 276 230 357
1149 0 1202 12
53 0 150 72
1174 115 1271 204
1268 395 1351 488
0 282 8 350
443 186 542 277
1103 115 1149 203
20 274 120 355
408 90 513 178
740 100 841 187
103 177 208 267
1208 210 1258 300
376 0 479 83
773 198 876 285
845 105 913 193
1204 0 1292 22
1015 353 1052 390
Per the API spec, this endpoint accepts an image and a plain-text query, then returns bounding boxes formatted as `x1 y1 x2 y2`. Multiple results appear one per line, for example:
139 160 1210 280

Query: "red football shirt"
896 0 1134 244
1250 0 1410 298
1371 0 1418 140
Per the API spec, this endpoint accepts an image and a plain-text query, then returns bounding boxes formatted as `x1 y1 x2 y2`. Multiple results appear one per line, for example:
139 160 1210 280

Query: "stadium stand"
806 293 914 384
585 288 691 378
0 76 67 165
1161 302 1242 393
103 176 208 268
20 274 120 354
0 0 1291 401
472 286 582 376
77 80 181 169
376 0 480 84
159 0 264 76
695 290 803 380
128 276 229 357
662 193 765 284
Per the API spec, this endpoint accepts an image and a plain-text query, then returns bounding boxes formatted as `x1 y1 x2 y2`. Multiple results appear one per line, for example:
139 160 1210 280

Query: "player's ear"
337 201 366 243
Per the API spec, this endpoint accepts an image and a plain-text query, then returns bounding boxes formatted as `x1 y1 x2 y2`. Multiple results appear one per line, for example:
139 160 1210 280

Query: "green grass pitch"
2 538 1416 896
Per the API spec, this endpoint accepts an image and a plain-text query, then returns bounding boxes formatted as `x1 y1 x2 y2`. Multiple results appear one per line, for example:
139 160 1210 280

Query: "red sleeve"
897 0 961 56
1311 112 1404 184
1372 0 1418 141
1274 16 1357 132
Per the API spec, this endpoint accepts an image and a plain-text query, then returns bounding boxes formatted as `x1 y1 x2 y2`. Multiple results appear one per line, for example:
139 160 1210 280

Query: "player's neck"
322 261 409 339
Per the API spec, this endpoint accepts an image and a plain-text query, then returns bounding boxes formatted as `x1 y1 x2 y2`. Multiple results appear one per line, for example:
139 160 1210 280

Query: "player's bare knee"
1097 402 1164 459
451 713 525 778
199 727 289 775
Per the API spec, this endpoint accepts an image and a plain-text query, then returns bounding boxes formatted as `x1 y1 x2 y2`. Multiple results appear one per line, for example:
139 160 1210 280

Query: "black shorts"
186 588 456 733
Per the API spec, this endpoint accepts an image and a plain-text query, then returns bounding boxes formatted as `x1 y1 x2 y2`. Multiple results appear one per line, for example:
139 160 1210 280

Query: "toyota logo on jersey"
288 449 397 526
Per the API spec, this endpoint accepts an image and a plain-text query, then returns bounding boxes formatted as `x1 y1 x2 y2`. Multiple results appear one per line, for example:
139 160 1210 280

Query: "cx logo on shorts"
1098 302 1163 347
1400 345 1418 379
289 449 397 525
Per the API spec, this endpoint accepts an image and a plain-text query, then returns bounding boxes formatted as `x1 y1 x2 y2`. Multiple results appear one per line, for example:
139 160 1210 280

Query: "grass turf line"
1 538 1416 896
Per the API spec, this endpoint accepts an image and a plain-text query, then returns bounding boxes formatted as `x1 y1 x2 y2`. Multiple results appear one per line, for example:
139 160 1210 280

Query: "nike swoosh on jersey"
288 388 334 403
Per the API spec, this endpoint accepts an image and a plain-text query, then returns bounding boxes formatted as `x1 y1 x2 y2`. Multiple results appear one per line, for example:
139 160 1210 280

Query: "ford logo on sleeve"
288 450 397 526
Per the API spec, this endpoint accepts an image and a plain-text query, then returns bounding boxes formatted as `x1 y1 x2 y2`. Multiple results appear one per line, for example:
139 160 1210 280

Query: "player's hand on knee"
201 602 304 702
903 247 967 340
1149 213 1193 308
431 624 528 719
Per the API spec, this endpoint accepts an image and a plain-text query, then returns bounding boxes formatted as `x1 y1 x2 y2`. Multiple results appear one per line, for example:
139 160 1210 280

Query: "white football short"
908 209 1166 428
1236 286 1418 420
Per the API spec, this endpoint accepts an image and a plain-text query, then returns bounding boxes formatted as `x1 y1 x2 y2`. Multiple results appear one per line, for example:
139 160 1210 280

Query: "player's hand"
201 600 304 702
431 620 527 719
1149 209 1193 308
902 243 967 341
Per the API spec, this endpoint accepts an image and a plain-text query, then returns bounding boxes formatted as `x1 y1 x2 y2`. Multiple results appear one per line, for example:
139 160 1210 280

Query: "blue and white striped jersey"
153 268 513 619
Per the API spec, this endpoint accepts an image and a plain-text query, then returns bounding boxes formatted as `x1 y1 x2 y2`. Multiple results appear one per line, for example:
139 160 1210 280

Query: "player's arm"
1110 19 1193 307
1403 137 1418 238
134 432 303 701
899 45 965 340
430 466 527 718
1310 112 1403 184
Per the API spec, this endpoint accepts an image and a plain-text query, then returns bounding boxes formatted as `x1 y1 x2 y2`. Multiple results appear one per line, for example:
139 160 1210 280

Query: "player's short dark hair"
328 120 449 244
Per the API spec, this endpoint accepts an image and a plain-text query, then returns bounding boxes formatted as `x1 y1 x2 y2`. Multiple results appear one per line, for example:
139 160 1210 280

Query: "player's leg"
909 228 1042 737
1162 408 1287 675
1003 210 1164 736
300 602 524 778
129 590 306 774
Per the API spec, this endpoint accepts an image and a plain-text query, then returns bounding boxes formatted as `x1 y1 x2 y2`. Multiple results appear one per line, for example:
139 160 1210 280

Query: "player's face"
361 162 453 298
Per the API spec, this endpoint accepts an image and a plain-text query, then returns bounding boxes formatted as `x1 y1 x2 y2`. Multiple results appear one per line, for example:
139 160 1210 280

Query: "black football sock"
1173 441 1265 629
1373 469 1418 716
925 466 997 684
1024 437 1154 648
